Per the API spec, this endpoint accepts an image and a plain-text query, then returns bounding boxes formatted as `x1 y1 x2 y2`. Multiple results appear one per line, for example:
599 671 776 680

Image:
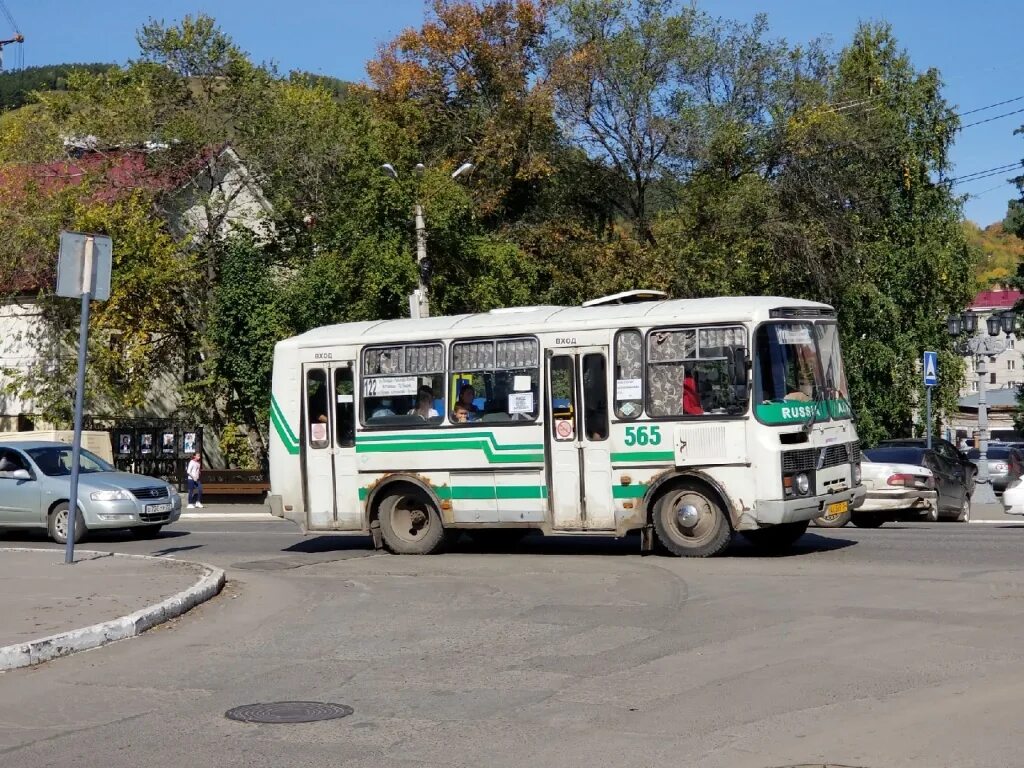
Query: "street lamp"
948 309 1017 503
380 160 475 319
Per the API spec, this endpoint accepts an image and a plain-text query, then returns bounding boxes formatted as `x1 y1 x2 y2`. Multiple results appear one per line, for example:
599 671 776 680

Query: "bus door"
301 362 360 530
546 347 615 530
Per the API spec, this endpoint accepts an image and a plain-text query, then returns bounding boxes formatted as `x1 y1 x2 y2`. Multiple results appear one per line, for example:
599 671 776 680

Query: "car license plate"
825 501 848 517
146 503 173 514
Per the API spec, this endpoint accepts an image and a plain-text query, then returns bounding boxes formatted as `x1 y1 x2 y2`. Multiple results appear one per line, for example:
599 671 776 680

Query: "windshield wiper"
802 384 830 434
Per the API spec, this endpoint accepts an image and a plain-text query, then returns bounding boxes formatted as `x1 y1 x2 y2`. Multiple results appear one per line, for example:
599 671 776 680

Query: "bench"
202 483 270 496
197 469 269 497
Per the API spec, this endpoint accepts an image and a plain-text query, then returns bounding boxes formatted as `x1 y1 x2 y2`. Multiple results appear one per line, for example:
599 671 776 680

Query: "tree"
547 0 702 243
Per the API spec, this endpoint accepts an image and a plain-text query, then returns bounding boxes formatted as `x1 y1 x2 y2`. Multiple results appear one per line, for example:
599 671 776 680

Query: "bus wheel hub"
676 504 700 528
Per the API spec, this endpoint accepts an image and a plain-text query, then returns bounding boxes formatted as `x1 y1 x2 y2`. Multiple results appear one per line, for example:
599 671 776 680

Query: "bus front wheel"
377 487 446 555
651 483 732 558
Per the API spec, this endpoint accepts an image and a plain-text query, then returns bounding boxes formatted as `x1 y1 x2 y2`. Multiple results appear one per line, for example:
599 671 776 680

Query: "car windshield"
25 446 114 477
864 447 924 466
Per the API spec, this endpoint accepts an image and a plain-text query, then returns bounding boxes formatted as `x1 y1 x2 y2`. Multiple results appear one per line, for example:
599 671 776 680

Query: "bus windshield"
753 322 825 425
816 322 853 420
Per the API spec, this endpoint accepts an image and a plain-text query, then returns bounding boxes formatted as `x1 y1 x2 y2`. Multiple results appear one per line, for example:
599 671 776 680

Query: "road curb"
0 548 225 672
179 512 276 522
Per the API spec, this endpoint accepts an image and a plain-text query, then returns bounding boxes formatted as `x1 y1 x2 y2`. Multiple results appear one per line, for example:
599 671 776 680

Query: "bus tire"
812 509 850 527
376 486 446 555
651 482 732 558
740 520 809 552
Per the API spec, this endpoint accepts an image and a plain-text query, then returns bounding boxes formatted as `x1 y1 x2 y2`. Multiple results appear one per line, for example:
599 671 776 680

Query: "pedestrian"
186 452 203 509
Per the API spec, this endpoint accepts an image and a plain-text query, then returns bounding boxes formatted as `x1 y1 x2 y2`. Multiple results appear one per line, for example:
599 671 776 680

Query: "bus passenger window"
614 330 643 419
334 367 356 447
306 368 330 449
647 326 748 418
450 338 540 424
583 353 608 441
362 344 445 427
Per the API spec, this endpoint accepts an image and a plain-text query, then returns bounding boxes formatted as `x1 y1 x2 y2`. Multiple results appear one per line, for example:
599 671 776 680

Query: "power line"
958 95 1024 117
948 162 1022 184
952 168 1023 186
961 106 1024 130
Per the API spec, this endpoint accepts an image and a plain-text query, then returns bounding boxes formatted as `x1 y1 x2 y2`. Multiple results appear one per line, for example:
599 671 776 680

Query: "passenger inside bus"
408 387 440 420
371 399 396 418
682 374 705 415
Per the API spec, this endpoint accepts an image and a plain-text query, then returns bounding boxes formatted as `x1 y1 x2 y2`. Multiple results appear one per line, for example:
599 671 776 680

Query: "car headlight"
852 463 862 485
795 472 810 495
90 489 134 501
167 484 180 497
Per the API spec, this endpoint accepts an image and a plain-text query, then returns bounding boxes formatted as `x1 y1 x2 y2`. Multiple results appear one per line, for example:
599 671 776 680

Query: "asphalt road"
4 519 1024 768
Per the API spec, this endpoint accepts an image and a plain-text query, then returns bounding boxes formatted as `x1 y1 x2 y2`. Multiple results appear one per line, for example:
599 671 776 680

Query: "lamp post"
948 309 1017 504
381 161 475 319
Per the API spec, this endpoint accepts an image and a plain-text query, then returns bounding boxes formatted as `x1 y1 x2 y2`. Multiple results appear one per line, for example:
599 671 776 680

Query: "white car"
1002 479 1024 516
815 459 937 528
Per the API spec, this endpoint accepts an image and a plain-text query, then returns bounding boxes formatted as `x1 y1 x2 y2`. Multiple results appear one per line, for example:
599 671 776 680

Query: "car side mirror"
11 469 31 481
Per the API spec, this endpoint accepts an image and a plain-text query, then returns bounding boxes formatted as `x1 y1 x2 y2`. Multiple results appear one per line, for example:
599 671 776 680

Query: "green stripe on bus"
357 431 543 451
610 451 674 463
270 394 299 445
358 485 547 501
356 440 543 464
270 397 299 455
612 484 648 499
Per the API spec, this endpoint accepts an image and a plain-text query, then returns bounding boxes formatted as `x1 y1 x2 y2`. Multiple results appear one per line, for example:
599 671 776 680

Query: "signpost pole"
64 236 94 564
922 351 938 452
926 385 932 450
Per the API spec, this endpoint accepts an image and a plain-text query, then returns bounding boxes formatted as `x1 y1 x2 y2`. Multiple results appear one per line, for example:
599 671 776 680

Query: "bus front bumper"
751 485 866 527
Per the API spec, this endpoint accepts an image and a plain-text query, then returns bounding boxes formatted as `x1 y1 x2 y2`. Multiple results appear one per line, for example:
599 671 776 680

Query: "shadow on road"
729 531 857 558
0 528 190 546
150 544 204 557
282 535 374 554
274 530 855 559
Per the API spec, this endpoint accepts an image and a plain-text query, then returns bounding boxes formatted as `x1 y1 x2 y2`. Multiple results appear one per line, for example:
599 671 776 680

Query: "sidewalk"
969 501 1024 525
0 549 224 669
178 502 276 522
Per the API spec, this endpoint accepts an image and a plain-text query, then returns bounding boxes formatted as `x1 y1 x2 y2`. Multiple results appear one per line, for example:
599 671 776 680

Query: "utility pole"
381 161 475 320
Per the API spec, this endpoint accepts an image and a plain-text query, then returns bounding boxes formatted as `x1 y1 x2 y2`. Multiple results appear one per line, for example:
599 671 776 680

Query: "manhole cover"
225 701 353 723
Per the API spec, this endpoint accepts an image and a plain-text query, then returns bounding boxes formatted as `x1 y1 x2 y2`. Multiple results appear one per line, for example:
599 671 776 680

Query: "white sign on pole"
56 231 112 301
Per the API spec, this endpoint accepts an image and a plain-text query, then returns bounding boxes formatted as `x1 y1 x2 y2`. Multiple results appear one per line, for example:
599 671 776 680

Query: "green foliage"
0 6 989 458
964 220 1024 288
0 63 113 110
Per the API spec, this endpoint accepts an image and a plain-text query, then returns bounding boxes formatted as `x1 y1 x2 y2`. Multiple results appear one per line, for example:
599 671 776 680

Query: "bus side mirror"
729 348 748 386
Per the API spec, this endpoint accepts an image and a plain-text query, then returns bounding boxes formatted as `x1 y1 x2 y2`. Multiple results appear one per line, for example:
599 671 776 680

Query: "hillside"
0 63 114 110
966 220 1024 288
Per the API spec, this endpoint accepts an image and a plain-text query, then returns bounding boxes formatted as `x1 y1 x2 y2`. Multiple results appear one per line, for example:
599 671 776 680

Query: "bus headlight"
852 463 862 486
795 473 811 496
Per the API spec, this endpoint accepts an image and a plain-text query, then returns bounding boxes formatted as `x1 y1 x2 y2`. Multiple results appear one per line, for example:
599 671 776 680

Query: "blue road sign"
923 351 938 387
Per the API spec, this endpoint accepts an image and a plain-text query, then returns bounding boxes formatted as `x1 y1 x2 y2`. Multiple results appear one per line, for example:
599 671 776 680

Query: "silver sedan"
0 440 181 544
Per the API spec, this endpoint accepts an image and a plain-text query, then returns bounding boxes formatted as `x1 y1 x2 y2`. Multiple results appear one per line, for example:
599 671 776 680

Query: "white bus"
268 292 865 557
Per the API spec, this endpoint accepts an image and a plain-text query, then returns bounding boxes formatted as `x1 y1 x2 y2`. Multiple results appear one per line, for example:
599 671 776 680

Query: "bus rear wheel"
377 487 446 555
651 483 732 558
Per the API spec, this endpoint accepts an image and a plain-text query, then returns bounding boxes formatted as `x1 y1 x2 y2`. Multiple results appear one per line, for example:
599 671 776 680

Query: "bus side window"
306 368 330 449
334 367 355 447
583 352 608 441
614 329 643 419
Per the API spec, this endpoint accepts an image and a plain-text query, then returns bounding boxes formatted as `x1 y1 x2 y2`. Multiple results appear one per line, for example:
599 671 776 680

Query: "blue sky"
4 0 1022 225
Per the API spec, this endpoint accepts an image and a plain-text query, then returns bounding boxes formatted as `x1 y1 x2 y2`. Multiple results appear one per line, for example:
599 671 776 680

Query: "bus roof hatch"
581 290 669 307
